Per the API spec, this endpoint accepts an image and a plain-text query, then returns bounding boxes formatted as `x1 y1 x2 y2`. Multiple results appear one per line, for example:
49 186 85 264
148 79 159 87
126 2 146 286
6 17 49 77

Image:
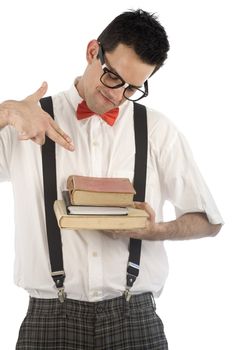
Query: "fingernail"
69 144 75 151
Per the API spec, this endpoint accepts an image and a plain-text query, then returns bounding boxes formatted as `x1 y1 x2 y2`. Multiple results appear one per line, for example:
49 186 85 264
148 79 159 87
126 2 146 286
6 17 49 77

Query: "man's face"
79 41 156 114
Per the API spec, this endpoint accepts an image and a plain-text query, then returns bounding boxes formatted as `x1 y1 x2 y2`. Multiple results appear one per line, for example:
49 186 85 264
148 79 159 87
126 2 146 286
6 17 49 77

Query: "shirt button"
93 141 99 146
92 251 98 257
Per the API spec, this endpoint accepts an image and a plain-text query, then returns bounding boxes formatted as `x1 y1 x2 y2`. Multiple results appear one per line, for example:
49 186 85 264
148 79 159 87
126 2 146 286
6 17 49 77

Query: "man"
0 9 223 350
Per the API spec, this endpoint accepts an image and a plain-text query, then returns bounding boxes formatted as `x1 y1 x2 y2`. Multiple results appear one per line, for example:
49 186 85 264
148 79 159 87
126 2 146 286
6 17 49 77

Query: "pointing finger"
50 120 74 144
46 123 75 151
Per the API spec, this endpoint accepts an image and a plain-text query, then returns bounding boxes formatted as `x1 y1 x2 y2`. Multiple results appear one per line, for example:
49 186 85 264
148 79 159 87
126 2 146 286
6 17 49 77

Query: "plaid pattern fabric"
16 292 168 350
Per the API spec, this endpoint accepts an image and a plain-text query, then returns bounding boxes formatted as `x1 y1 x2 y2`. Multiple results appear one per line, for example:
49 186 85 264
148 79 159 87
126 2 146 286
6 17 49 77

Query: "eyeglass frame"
97 44 149 102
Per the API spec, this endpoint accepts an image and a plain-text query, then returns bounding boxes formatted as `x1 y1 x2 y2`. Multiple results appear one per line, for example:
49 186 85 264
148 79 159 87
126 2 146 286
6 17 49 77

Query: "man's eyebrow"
105 57 142 89
105 58 121 76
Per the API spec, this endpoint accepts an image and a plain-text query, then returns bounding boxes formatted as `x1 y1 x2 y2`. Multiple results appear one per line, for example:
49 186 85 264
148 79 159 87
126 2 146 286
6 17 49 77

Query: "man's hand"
104 202 159 240
1 82 74 151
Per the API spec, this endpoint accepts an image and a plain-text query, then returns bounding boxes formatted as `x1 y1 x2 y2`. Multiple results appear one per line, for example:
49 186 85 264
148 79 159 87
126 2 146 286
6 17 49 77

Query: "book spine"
53 200 66 227
62 190 71 210
67 175 75 190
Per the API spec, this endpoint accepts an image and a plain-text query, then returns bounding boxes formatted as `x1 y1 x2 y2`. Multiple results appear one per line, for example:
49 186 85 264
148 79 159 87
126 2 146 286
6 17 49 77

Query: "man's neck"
75 77 84 99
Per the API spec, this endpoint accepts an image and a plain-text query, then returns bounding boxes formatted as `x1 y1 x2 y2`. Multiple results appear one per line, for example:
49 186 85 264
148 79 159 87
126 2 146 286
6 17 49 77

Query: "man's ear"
86 40 99 63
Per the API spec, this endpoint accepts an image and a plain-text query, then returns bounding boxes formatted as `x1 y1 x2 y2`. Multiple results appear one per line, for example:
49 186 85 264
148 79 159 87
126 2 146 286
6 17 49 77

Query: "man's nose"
106 86 125 103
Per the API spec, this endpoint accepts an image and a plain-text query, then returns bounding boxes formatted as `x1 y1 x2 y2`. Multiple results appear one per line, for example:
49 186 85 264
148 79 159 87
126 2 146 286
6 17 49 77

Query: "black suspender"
40 97 65 302
40 97 147 302
125 103 147 300
133 103 148 203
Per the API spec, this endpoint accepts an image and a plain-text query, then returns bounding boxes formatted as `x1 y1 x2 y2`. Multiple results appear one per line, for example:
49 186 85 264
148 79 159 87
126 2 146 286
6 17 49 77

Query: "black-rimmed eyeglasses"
98 45 148 102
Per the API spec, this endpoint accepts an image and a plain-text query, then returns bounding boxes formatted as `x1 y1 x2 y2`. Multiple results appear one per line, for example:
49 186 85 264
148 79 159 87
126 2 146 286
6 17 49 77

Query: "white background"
0 0 232 348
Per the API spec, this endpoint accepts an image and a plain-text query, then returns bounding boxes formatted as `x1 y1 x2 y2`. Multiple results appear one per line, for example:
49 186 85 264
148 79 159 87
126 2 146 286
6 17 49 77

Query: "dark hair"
97 9 170 73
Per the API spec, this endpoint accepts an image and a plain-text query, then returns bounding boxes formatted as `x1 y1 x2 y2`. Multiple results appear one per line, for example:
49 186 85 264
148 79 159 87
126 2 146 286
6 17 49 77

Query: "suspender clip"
124 288 132 302
52 271 66 303
58 287 66 303
126 272 137 288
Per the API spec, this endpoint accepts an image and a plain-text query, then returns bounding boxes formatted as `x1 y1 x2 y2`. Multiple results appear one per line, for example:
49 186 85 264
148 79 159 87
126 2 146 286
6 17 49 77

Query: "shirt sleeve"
0 127 13 182
158 123 224 225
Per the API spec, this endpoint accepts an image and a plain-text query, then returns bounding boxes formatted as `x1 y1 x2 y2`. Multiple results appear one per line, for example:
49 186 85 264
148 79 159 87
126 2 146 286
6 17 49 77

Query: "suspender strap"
126 103 148 298
132 103 148 203
40 97 65 302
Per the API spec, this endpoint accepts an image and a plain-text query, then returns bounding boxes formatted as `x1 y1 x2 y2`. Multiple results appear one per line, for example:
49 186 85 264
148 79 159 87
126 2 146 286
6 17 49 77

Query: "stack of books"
53 175 149 230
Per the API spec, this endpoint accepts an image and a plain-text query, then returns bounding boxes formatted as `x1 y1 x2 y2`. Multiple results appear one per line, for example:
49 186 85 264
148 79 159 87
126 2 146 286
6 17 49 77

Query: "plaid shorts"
16 292 168 350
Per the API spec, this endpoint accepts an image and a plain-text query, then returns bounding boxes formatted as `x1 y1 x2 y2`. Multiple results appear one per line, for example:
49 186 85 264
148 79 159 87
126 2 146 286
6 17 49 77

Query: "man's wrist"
0 101 17 129
0 102 10 128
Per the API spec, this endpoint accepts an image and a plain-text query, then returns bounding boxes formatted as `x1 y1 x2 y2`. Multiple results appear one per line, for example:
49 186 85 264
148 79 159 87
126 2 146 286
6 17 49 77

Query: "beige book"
54 200 149 230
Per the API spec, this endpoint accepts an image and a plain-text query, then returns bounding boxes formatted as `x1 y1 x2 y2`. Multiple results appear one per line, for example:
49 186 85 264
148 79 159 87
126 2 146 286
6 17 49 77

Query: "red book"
67 175 136 206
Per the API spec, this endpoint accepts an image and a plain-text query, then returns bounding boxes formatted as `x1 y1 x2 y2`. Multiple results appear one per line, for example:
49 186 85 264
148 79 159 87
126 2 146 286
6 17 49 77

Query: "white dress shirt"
0 80 223 301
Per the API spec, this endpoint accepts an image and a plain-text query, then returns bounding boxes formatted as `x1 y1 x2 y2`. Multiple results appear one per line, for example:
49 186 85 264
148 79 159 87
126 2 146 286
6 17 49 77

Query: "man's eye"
127 86 137 93
107 72 119 80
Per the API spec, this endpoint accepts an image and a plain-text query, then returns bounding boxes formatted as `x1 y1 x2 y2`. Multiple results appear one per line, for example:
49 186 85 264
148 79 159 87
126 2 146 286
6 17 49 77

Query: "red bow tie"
76 100 119 126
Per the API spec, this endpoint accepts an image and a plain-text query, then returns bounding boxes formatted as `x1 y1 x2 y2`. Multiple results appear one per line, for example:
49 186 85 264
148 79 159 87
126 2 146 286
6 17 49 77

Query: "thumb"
25 81 48 103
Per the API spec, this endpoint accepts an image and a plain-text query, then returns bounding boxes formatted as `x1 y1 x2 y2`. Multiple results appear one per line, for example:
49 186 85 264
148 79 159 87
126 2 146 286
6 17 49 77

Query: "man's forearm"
106 211 222 241
156 212 222 240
